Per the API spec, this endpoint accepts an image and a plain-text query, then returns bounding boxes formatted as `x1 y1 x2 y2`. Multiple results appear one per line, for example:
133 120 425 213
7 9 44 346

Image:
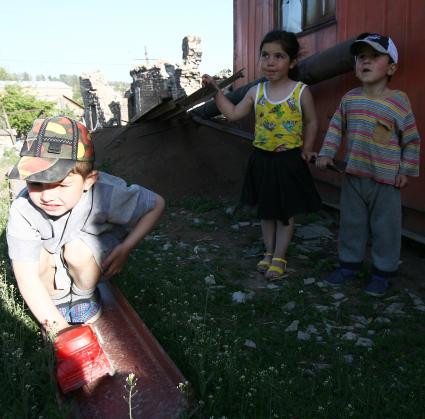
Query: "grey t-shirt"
7 171 156 266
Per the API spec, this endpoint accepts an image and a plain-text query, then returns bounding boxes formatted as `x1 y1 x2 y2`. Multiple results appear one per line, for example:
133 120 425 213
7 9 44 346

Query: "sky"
1 0 233 82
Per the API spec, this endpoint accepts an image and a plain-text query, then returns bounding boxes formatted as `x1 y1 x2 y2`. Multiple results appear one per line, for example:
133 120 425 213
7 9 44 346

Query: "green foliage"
0 161 67 417
0 67 30 82
0 85 56 136
118 203 425 418
109 81 129 96
47 74 83 106
0 67 16 81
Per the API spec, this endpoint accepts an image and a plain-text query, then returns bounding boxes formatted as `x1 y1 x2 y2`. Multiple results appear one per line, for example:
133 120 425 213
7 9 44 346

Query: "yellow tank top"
253 81 305 152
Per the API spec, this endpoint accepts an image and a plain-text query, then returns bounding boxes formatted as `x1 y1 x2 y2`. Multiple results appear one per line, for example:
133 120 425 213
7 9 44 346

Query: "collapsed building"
80 35 224 130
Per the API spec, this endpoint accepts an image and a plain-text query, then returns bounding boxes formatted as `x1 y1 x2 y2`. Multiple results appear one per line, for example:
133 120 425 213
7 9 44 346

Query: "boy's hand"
394 174 408 188
315 156 334 170
101 243 131 279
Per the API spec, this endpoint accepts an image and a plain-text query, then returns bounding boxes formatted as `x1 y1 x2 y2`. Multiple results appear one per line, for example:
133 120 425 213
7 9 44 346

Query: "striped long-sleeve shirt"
319 87 420 185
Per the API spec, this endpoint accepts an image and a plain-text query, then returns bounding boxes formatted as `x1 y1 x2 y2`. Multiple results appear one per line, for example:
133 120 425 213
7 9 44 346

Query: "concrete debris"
295 225 333 240
204 274 216 285
331 292 346 300
384 302 405 315
355 337 374 348
282 301 296 311
303 277 316 285
341 332 357 341
297 331 311 341
244 339 257 349
344 354 354 364
232 291 254 303
285 320 299 332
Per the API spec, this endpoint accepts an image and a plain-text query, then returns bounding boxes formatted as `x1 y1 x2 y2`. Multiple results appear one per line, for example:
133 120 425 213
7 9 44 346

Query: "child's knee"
63 240 95 269
39 247 55 277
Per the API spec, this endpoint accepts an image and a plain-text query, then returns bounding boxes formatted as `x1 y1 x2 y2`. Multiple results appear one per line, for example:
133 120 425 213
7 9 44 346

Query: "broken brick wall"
127 36 203 121
80 72 128 131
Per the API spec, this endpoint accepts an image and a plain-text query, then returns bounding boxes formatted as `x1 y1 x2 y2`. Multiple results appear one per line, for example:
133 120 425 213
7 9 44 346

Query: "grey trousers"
338 175 401 276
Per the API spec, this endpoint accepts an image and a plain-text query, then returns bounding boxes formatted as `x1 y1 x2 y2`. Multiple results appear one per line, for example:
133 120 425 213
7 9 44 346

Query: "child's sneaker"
324 267 356 286
51 289 72 323
68 288 103 324
364 275 389 297
56 301 71 323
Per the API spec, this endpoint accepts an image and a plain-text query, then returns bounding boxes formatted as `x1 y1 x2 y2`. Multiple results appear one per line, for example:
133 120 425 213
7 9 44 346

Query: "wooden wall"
233 0 276 89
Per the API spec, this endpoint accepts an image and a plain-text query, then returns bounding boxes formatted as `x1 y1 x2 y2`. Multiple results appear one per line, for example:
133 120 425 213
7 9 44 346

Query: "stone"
244 339 257 349
295 224 333 240
285 320 300 332
341 332 357 341
282 301 296 311
355 337 374 347
297 331 311 341
303 277 316 285
204 274 216 285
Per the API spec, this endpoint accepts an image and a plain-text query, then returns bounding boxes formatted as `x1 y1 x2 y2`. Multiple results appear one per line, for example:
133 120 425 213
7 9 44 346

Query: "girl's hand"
315 156 334 169
301 149 317 162
201 74 218 88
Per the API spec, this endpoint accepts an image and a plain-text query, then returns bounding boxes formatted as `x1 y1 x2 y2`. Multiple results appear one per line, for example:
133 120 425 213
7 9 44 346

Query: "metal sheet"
68 281 187 419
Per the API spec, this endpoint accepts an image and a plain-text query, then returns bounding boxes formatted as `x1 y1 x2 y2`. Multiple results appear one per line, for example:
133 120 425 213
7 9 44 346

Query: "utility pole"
144 46 149 65
0 103 11 129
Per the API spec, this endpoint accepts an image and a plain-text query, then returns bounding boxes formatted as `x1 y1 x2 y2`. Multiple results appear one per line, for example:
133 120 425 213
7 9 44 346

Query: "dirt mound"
92 118 252 200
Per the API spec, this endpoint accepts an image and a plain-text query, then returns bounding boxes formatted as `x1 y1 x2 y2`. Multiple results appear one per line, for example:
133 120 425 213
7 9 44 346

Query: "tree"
0 67 17 81
0 85 56 136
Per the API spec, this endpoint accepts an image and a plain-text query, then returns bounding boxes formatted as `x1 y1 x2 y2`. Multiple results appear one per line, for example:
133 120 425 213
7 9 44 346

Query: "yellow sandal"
256 252 273 273
266 257 287 281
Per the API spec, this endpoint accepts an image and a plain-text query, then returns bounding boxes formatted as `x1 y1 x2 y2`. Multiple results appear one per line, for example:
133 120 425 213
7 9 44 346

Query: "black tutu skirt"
240 147 322 224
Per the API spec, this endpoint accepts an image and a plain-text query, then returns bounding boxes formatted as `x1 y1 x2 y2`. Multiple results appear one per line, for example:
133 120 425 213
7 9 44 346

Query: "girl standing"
202 30 321 280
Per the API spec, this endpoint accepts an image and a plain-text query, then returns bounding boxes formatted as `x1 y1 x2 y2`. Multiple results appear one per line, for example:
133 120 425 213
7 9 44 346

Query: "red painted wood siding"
233 0 276 88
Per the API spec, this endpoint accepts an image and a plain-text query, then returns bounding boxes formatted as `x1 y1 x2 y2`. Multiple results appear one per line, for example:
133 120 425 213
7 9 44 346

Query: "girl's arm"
202 74 255 121
300 86 318 162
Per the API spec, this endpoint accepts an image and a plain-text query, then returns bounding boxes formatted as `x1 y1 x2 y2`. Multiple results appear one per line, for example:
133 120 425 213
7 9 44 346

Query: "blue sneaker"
68 288 103 324
56 301 71 323
324 268 356 287
364 276 389 297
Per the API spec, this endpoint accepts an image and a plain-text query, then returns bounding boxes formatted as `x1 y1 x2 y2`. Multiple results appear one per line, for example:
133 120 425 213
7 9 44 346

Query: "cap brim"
10 156 76 183
350 40 388 56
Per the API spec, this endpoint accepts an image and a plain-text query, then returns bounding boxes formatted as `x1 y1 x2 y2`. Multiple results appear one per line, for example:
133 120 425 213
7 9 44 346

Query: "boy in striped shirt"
316 33 420 297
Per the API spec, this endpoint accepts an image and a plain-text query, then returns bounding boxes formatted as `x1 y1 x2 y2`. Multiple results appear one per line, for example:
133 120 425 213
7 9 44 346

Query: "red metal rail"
65 281 187 418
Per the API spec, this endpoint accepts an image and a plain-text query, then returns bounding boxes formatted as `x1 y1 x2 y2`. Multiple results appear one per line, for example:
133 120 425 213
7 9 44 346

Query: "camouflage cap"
9 116 95 183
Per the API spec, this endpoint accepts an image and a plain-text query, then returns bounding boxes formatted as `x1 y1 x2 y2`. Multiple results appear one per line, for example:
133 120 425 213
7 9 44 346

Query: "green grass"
0 150 68 418
1 151 425 418
119 198 425 419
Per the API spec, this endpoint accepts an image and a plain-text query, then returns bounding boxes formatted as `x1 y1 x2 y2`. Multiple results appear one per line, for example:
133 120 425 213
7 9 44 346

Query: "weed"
123 373 139 419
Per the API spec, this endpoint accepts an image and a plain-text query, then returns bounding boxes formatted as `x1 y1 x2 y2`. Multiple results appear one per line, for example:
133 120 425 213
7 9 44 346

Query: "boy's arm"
101 193 165 279
316 101 344 169
202 74 254 121
12 261 69 332
399 102 421 178
395 97 421 188
300 87 318 162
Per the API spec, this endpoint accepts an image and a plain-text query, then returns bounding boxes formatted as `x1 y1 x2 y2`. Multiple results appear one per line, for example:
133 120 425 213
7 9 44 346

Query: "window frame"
278 0 336 36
